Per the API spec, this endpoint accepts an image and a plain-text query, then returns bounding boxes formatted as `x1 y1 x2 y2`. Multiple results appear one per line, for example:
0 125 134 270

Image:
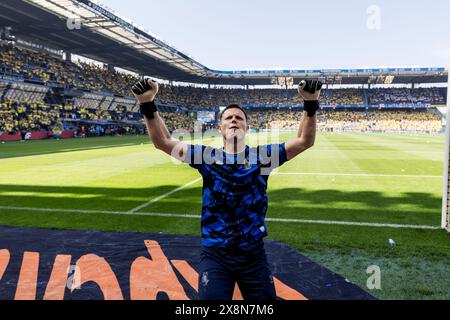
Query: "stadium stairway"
362 88 369 105
428 107 445 119
44 87 64 105
1 83 11 101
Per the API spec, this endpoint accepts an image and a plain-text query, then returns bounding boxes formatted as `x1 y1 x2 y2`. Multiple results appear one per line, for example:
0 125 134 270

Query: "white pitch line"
0 205 198 218
0 143 143 157
127 177 203 213
274 172 442 179
0 206 440 230
265 217 440 229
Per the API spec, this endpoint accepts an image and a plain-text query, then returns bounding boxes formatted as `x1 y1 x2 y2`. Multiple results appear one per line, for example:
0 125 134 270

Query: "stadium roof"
0 0 448 86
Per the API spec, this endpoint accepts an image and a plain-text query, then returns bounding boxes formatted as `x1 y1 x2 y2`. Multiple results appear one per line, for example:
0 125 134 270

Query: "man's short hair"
220 104 248 121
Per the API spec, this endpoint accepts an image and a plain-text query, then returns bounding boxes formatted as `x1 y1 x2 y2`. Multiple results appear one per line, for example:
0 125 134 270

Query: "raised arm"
285 80 322 160
132 79 188 161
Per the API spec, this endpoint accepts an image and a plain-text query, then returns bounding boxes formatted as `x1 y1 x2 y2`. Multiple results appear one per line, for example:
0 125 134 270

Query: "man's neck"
223 137 246 154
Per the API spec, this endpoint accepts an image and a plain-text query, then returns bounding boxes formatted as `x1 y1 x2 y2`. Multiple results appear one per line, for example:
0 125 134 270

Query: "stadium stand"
73 93 104 111
0 41 447 138
367 88 446 105
3 82 48 103
2 43 447 106
246 109 443 133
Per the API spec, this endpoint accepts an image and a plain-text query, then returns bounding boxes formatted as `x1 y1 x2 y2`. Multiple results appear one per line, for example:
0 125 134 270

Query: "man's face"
219 108 249 141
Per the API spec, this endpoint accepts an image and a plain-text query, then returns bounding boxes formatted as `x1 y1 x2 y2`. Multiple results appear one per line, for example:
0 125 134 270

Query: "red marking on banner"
15 252 39 300
274 277 308 300
73 254 124 300
130 240 189 300
171 259 242 300
168 260 306 300
44 255 72 300
0 249 10 282
171 260 198 290
233 284 244 300
0 241 308 300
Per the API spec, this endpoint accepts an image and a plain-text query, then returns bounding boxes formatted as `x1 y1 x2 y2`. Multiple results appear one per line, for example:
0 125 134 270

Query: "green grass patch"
0 132 449 299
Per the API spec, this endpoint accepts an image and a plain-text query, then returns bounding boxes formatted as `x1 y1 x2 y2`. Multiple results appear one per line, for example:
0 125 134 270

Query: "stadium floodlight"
442 68 450 232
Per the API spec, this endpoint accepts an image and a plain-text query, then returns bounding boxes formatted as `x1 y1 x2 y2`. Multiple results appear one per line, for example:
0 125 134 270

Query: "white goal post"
442 68 450 231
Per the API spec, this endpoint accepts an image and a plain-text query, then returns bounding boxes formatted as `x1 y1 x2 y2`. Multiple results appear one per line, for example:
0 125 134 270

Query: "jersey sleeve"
258 143 289 174
183 144 206 174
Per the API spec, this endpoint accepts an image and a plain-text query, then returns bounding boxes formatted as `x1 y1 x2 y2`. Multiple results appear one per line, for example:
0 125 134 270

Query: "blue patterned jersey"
184 144 289 249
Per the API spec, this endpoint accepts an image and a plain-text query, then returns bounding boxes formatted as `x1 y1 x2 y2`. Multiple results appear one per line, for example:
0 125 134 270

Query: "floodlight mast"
442 67 450 231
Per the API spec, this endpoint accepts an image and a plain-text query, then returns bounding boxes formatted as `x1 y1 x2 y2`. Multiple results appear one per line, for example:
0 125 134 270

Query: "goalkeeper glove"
298 80 323 117
131 79 159 120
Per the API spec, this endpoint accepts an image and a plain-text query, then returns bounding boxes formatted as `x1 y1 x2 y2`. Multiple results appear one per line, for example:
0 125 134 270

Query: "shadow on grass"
0 184 441 224
0 136 151 160
269 188 440 210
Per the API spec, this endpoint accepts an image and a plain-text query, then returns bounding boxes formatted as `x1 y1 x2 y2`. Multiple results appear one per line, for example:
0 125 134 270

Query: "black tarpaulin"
0 226 375 300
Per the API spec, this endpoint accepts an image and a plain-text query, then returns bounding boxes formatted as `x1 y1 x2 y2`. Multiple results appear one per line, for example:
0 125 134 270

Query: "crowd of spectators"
0 99 62 133
0 42 447 137
1 42 447 108
0 43 103 91
246 108 444 133
159 111 195 133
0 98 136 133
157 86 446 109
367 88 446 105
155 86 368 109
0 42 138 95
0 97 196 136
1 97 444 136
78 61 139 96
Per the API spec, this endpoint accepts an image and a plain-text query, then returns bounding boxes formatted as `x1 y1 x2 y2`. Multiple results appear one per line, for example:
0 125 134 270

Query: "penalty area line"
0 205 441 230
127 177 203 213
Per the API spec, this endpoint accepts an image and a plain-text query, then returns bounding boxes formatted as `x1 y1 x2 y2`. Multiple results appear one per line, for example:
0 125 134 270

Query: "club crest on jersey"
243 159 251 170
201 272 209 287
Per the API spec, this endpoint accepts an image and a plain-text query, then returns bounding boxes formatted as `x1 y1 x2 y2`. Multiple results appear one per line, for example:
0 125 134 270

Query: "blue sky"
100 0 450 70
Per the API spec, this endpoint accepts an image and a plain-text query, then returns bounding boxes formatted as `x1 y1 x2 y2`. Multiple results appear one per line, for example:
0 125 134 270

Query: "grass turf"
0 132 449 300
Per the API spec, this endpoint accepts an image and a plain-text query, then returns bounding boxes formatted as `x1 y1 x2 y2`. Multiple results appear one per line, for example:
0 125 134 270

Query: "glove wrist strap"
303 100 319 117
140 101 158 120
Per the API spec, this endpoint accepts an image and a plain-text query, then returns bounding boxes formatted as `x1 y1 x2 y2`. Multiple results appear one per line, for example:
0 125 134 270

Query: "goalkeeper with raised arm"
132 79 322 301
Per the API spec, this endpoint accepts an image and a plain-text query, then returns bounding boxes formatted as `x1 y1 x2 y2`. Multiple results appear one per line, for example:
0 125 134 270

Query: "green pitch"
0 132 449 299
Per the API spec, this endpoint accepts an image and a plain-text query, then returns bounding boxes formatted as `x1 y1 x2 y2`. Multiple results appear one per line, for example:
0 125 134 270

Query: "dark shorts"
198 240 276 301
